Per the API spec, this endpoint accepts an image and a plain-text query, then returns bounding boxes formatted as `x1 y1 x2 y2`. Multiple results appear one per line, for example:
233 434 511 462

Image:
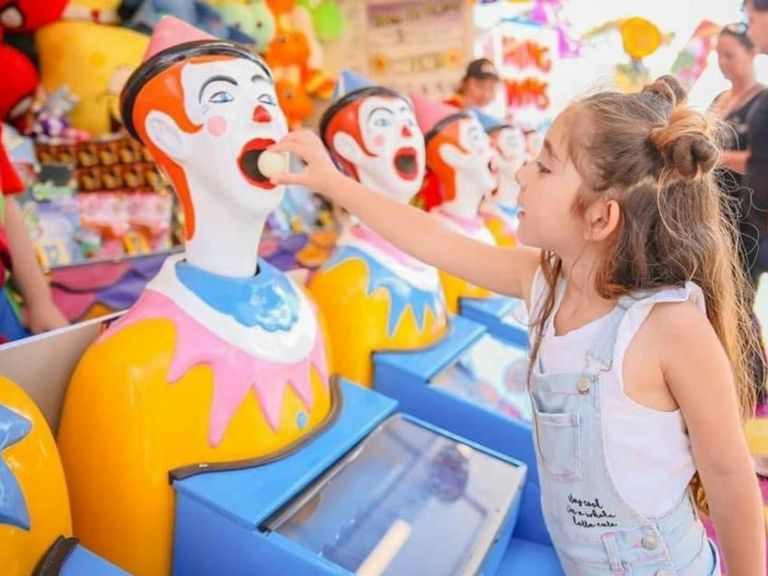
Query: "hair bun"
649 107 719 181
665 134 718 180
642 75 688 107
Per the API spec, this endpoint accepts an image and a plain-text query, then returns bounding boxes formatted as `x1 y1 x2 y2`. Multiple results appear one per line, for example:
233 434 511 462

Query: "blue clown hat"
331 70 376 103
469 108 507 134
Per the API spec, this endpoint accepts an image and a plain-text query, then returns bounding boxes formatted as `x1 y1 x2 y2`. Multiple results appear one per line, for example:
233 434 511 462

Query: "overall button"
641 534 658 550
576 378 590 394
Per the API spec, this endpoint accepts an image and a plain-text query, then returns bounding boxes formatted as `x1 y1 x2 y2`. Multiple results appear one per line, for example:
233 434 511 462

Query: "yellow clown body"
57 256 333 575
57 16 336 576
481 204 519 247
310 224 448 387
431 208 497 314
0 377 72 576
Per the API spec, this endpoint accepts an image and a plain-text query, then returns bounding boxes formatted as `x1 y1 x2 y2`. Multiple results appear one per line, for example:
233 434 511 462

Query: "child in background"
272 76 765 574
0 125 67 342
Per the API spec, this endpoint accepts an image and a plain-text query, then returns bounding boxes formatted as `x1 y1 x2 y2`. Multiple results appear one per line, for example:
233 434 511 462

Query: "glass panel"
431 334 532 422
267 416 524 576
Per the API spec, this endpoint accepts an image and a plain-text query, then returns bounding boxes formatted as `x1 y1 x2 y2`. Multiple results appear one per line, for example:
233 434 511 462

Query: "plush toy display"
35 20 149 136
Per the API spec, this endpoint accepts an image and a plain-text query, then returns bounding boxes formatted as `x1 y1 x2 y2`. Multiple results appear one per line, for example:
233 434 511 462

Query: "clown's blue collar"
175 259 299 331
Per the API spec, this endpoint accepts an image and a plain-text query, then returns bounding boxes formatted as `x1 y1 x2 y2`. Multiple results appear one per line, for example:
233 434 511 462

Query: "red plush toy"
0 0 66 124
0 0 67 34
0 42 38 123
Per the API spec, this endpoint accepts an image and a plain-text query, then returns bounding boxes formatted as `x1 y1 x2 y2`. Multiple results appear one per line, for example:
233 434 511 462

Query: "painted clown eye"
209 91 234 104
258 93 276 106
374 117 393 128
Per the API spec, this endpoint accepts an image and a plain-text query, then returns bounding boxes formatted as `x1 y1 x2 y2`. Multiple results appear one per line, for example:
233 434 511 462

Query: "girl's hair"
528 75 762 507
720 22 755 51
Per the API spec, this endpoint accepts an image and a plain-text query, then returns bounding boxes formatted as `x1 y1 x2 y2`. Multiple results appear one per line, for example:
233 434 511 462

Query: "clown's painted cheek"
372 134 386 148
207 116 228 137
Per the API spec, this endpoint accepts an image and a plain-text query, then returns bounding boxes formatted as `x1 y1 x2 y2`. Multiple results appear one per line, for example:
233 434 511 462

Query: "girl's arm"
657 301 765 575
270 129 541 300
5 196 68 333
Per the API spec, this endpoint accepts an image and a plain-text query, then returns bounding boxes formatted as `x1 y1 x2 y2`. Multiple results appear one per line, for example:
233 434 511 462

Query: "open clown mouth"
393 147 419 181
238 138 277 189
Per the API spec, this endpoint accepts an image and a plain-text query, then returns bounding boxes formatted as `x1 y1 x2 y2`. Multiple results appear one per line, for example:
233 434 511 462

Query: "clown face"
334 95 425 204
492 126 525 206
451 117 497 199
167 57 289 217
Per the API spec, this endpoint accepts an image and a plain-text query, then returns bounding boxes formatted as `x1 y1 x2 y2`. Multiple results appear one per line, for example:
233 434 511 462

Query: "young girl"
271 75 765 574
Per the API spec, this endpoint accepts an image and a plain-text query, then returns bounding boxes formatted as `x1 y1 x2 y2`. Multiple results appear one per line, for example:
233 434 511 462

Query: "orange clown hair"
425 118 470 204
320 89 410 184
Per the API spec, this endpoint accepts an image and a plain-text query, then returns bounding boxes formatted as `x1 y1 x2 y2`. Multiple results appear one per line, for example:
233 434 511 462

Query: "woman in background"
710 22 766 398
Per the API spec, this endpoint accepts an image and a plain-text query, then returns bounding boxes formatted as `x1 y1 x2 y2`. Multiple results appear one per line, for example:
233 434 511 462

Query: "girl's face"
515 111 585 254
717 34 755 82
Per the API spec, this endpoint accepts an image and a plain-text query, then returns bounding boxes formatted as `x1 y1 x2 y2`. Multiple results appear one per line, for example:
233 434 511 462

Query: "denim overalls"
530 293 720 575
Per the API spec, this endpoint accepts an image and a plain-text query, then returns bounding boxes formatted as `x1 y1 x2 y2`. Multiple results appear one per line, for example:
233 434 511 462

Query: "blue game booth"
39 539 129 576
459 295 529 349
171 379 562 575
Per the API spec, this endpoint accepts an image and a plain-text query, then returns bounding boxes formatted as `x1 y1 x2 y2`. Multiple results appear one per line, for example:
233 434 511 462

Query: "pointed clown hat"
410 93 469 144
319 70 406 147
469 108 510 135
120 16 272 141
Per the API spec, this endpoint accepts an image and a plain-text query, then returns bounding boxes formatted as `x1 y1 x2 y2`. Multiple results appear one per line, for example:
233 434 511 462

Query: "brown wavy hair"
528 75 762 510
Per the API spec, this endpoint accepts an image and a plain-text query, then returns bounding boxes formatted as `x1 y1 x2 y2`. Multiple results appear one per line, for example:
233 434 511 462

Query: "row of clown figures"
1 16 562 576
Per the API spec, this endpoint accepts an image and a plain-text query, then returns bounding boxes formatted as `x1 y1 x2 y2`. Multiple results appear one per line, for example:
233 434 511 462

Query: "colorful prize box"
172 380 540 575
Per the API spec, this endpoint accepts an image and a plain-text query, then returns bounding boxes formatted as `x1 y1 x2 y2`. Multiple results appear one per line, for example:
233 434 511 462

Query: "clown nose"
252 105 272 123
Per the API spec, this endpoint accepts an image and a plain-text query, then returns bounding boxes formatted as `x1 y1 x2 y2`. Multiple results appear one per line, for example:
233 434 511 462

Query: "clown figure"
473 109 526 247
308 71 448 387
411 94 498 314
56 17 335 575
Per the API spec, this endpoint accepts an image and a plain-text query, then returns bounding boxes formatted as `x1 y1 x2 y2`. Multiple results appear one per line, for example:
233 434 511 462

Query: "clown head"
413 95 496 219
320 72 425 204
121 17 288 258
472 109 525 207
491 125 525 206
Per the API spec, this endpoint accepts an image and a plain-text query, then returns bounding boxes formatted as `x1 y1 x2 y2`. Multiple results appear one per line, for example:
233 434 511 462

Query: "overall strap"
585 293 649 372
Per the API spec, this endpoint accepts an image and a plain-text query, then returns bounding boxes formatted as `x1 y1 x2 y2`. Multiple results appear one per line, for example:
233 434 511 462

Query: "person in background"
710 21 767 398
743 1 768 284
444 58 501 110
0 125 67 342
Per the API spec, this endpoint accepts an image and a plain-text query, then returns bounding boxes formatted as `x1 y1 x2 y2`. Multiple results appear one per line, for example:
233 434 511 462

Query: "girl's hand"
269 129 345 198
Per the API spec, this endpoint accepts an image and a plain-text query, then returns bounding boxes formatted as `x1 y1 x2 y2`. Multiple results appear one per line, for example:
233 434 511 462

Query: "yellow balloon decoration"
620 17 662 60
582 17 672 63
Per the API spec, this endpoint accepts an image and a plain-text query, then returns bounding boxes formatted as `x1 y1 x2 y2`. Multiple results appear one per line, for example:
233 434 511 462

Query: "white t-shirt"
529 269 698 519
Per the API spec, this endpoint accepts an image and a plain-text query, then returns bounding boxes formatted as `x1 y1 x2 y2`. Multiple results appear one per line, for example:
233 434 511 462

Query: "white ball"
257 151 288 179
